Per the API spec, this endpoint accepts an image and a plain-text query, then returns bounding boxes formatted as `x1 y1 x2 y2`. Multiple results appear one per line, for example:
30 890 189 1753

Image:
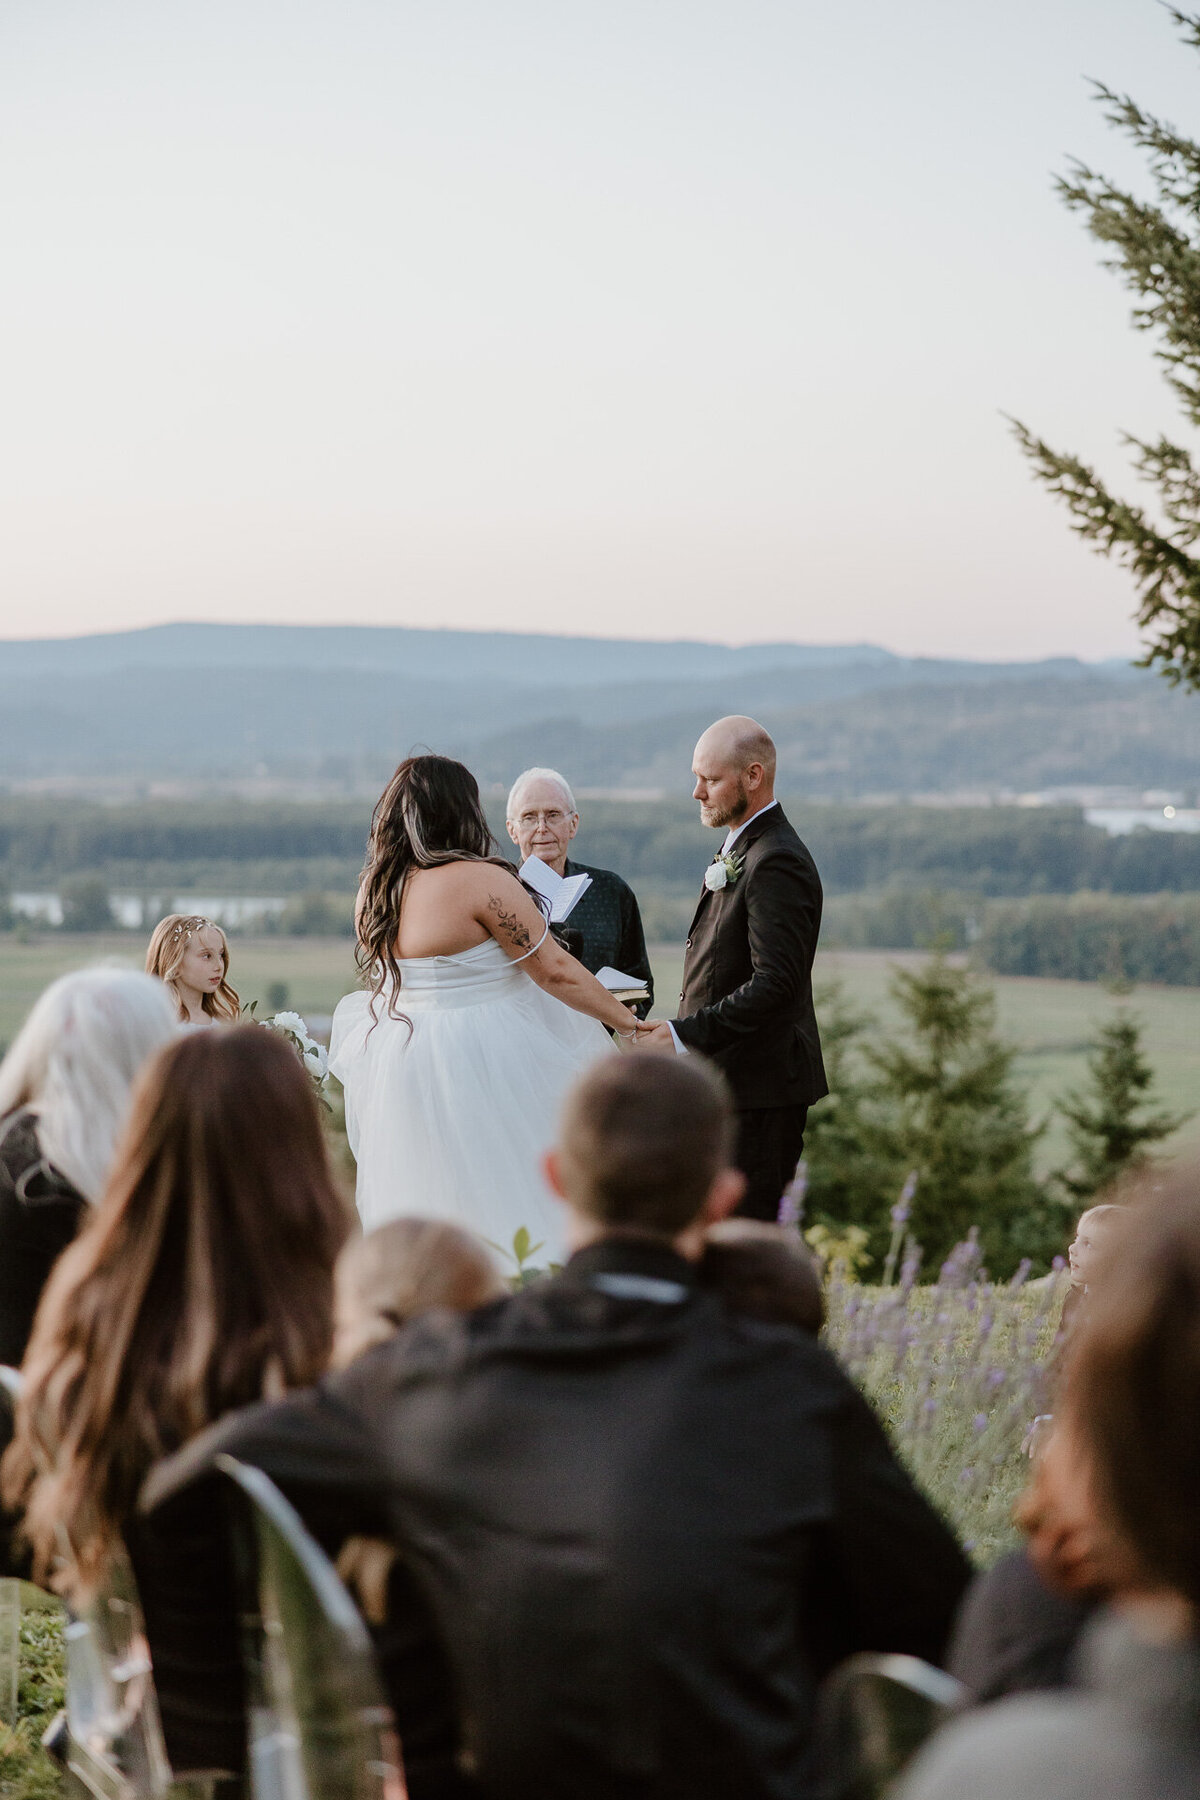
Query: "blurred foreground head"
550 1054 743 1242
1063 1163 1200 1609
699 1219 825 1334
333 1218 505 1367
3 1024 351 1595
0 966 178 1201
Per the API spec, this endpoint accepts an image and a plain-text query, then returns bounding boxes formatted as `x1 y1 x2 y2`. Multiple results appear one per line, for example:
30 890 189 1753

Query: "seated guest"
333 1218 505 1368
895 1161 1200 1800
145 912 240 1025
0 968 177 1367
505 766 654 1014
698 1217 826 1334
145 1055 969 1800
1059 1201 1128 1337
1 1026 350 1777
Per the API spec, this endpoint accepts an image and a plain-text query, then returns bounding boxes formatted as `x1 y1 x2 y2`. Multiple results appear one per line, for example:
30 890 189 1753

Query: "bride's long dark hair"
357 754 505 1018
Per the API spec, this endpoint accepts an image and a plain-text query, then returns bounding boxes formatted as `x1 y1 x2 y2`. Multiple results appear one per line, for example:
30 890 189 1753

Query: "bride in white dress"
330 754 646 1263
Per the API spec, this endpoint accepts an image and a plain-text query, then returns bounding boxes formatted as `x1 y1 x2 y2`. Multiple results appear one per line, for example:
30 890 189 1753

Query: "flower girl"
145 914 240 1025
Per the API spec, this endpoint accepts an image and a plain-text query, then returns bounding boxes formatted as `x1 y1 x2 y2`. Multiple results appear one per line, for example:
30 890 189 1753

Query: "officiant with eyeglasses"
506 767 654 1018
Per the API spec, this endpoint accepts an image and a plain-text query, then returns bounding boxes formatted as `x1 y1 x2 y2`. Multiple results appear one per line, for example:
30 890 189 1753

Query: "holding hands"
626 1019 676 1054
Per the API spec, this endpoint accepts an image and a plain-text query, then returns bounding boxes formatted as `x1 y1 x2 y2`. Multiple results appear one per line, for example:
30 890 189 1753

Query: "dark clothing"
145 1238 969 1800
675 807 827 1220
562 858 654 1017
895 1609 1200 1800
948 1547 1097 1706
735 1105 809 1222
0 1108 86 1367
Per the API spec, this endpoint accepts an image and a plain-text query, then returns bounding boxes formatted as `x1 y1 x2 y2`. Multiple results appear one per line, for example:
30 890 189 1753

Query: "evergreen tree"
1013 9 1200 688
1055 1009 1190 1200
803 980 894 1259
861 956 1057 1275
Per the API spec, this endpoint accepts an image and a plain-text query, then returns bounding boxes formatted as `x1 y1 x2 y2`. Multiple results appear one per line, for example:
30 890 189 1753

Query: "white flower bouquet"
248 1005 331 1105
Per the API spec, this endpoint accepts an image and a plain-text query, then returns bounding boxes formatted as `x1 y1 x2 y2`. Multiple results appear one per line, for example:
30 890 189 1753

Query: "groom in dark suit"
639 716 827 1220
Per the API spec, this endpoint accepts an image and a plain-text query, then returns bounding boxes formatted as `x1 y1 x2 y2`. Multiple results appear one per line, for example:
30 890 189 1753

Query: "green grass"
4 1594 64 1800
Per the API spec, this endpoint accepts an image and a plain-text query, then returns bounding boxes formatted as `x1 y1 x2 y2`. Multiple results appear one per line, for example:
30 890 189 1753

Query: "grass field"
2 933 1198 1176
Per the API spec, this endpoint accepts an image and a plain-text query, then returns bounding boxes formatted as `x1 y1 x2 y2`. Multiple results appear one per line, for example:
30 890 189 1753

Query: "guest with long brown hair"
3 1023 349 1596
1 1024 350 1776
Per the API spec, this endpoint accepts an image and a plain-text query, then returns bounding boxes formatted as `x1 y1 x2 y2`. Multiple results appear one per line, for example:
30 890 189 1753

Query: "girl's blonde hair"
145 914 240 1022
333 1218 504 1368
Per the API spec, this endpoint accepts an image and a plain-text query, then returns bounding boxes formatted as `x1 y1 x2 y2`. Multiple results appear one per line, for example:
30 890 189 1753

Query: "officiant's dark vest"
676 807 828 1111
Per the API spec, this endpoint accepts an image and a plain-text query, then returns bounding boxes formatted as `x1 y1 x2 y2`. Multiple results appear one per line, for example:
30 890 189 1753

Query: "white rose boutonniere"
704 851 744 893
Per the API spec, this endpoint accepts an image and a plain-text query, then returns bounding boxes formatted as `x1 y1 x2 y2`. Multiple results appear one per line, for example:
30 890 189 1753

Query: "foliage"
8 798 1200 916
865 958 1060 1274
1054 1007 1191 1199
977 890 1200 985
824 1246 1062 1565
806 960 1063 1277
802 980 896 1266
271 891 356 937
1013 9 1200 687
3 1600 64 1800
56 875 114 933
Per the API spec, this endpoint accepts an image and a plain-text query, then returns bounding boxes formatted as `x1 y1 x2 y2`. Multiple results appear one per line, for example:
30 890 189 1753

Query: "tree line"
2 795 1199 896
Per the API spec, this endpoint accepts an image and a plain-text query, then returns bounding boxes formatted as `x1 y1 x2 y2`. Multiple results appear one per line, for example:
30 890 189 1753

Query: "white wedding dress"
329 937 612 1265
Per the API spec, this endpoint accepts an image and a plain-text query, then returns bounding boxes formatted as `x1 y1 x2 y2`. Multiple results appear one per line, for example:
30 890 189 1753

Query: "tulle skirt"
329 944 614 1268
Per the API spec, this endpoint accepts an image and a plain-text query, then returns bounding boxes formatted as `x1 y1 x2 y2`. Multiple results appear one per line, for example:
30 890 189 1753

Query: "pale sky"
1 0 1196 659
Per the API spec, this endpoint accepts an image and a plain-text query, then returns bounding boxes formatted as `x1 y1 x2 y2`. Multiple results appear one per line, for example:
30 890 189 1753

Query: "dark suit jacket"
675 806 827 1109
563 858 654 1015
144 1240 970 1800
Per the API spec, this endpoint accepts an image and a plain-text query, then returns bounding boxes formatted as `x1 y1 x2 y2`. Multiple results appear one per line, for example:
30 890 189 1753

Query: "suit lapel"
685 807 785 938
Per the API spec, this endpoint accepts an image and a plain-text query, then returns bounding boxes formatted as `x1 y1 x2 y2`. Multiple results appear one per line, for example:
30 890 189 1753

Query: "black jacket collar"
725 802 786 856
565 1237 697 1289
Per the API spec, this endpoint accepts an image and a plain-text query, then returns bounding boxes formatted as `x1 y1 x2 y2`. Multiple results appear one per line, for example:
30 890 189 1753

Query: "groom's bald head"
696 716 777 779
692 716 777 830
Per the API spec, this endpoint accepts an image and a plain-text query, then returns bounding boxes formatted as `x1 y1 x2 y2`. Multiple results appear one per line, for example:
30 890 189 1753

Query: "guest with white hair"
506 765 654 1014
0 967 178 1365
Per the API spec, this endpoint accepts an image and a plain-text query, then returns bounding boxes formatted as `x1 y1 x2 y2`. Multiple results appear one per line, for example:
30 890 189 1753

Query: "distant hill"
0 622 1190 798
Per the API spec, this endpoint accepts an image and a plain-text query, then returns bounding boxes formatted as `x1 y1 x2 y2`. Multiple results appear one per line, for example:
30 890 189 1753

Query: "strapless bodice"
383 937 524 1009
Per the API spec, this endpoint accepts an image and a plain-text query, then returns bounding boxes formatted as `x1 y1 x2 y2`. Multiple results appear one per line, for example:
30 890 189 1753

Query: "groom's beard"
700 778 750 830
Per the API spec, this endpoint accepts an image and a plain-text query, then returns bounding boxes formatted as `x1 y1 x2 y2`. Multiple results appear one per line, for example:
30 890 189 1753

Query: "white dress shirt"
669 800 780 1051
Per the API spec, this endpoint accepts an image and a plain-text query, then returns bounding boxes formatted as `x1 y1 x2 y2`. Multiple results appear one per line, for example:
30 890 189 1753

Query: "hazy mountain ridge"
0 623 1185 797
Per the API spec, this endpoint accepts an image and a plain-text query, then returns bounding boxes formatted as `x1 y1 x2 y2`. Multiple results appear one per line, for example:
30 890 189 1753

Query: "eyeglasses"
517 809 570 828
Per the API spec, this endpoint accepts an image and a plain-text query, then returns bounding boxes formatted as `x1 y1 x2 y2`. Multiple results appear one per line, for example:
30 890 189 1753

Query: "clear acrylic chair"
215 1454 406 1800
0 1362 178 1800
815 1651 964 1800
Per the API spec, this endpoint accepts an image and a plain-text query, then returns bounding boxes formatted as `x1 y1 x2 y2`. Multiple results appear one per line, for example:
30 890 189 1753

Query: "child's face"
177 927 227 1000
1068 1216 1110 1286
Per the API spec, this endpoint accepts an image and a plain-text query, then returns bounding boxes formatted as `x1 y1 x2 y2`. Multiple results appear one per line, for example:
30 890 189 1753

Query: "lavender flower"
776 1159 808 1228
822 1235 1060 1565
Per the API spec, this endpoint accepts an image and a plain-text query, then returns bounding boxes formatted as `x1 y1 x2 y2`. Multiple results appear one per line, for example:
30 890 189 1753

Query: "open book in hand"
595 966 651 1005
520 855 592 923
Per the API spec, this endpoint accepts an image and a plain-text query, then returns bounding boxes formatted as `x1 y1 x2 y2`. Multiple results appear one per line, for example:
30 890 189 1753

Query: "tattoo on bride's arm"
488 895 534 952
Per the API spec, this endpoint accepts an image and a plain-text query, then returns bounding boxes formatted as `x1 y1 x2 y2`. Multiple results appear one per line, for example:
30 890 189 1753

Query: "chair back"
0 1362 174 1800
815 1652 964 1800
215 1455 405 1800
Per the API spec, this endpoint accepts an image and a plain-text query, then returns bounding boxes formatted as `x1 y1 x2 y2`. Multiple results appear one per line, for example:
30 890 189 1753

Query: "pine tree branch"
1009 419 1200 687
